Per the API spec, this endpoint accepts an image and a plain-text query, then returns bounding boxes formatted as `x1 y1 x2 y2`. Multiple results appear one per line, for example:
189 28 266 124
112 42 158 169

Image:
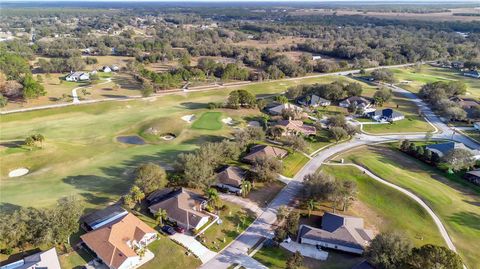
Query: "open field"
1 75 364 210
332 145 480 268
289 8 480 22
321 165 444 247
391 66 480 98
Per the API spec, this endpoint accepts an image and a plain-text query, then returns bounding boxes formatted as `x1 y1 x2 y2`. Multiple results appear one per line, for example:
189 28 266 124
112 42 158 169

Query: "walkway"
325 163 457 252
71 78 112 103
170 233 218 264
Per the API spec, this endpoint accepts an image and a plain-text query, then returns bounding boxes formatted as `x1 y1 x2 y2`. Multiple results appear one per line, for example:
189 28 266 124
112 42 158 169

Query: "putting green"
191 112 223 130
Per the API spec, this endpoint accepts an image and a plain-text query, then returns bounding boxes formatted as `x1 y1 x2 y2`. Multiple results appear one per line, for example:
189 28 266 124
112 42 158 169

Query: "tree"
344 82 363 97
142 83 154 97
275 95 289 104
283 135 308 152
206 188 220 208
130 185 145 204
326 115 347 128
442 148 475 171
285 211 300 236
50 196 84 244
36 74 43 83
371 69 395 83
286 251 304 269
267 126 285 140
0 93 7 108
408 244 463 269
373 87 393 106
22 74 46 99
123 195 135 209
276 205 289 223
307 199 315 217
241 180 252 198
366 232 412 269
329 127 348 142
134 163 167 194
251 156 283 183
340 180 357 211
154 209 168 227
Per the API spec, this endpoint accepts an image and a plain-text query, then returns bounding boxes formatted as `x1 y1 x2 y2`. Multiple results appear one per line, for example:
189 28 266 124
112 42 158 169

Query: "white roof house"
268 103 303 115
102 66 112 73
65 72 90 82
0 248 61 269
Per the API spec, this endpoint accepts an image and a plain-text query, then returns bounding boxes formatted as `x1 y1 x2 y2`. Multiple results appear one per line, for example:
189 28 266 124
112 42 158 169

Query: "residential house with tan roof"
298 212 374 254
268 103 303 115
275 119 316 136
215 166 246 194
242 144 288 163
148 188 210 231
339 96 372 112
80 213 157 269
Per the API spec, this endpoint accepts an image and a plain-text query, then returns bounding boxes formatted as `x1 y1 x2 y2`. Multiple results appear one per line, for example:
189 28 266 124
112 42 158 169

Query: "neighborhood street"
200 84 479 269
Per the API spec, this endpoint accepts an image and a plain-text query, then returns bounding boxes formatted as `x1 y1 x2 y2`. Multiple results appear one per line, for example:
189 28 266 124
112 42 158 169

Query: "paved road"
1 62 421 115
201 84 478 269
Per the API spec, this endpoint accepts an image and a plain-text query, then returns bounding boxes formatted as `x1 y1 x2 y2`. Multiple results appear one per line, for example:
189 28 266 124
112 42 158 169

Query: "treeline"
0 196 84 254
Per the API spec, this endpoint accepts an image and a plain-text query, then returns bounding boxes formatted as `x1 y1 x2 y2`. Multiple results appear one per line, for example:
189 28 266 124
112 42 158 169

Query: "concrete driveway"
170 233 217 264
280 241 328 260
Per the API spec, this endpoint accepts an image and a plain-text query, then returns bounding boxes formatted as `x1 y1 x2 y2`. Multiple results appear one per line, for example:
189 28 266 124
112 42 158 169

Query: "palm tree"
241 181 252 198
130 185 145 204
276 205 289 223
154 209 167 227
206 188 219 208
307 199 315 217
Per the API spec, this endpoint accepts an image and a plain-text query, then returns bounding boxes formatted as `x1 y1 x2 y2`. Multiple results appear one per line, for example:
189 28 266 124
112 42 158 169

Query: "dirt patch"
247 181 285 207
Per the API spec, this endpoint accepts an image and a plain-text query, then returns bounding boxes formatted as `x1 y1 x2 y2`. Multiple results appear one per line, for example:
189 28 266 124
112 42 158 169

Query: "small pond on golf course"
116 136 146 145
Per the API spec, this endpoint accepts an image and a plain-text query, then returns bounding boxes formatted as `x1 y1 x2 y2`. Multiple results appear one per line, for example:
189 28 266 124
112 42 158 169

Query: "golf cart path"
325 163 457 252
71 78 112 103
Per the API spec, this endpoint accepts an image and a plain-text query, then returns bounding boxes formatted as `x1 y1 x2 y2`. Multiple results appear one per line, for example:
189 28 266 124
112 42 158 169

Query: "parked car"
161 225 176 235
175 226 186 233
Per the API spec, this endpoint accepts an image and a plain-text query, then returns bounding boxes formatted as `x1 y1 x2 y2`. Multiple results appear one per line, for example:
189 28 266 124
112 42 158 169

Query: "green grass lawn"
333 145 480 269
192 112 223 130
142 237 201 269
253 245 362 269
362 115 435 134
321 165 444 247
281 152 310 178
391 66 480 98
198 201 256 251
305 129 333 154
59 247 95 269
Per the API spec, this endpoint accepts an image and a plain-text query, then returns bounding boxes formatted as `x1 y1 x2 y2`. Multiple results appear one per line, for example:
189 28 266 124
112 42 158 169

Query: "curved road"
201 84 479 269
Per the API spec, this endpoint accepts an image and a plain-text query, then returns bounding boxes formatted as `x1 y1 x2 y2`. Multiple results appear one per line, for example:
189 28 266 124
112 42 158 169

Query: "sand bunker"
222 117 235 125
161 134 176 141
9 168 29 178
181 114 196 123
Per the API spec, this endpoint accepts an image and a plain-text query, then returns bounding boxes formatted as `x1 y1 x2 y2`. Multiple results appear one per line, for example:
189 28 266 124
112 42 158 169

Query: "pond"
116 136 146 145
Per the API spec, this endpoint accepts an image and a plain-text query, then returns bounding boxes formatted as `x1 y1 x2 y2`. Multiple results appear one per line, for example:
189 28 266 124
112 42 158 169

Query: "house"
298 94 331 107
425 142 480 159
464 169 480 186
102 66 112 73
65 72 90 82
298 212 374 254
275 119 317 136
474 122 480 131
148 188 210 231
0 248 61 269
215 166 246 194
450 96 480 110
464 70 480 79
268 103 303 116
111 65 120 71
366 108 404 122
81 204 128 231
339 96 371 110
242 144 288 163
80 213 157 269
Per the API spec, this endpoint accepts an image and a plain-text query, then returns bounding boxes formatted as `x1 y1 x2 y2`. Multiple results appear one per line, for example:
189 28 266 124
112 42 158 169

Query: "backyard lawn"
142 237 201 269
361 115 434 134
333 145 480 269
321 165 444 247
192 112 223 130
198 201 256 251
253 245 362 269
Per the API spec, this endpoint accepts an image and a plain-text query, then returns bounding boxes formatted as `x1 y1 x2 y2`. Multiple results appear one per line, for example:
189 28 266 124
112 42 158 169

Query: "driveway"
219 193 264 217
280 241 328 261
170 233 217 264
